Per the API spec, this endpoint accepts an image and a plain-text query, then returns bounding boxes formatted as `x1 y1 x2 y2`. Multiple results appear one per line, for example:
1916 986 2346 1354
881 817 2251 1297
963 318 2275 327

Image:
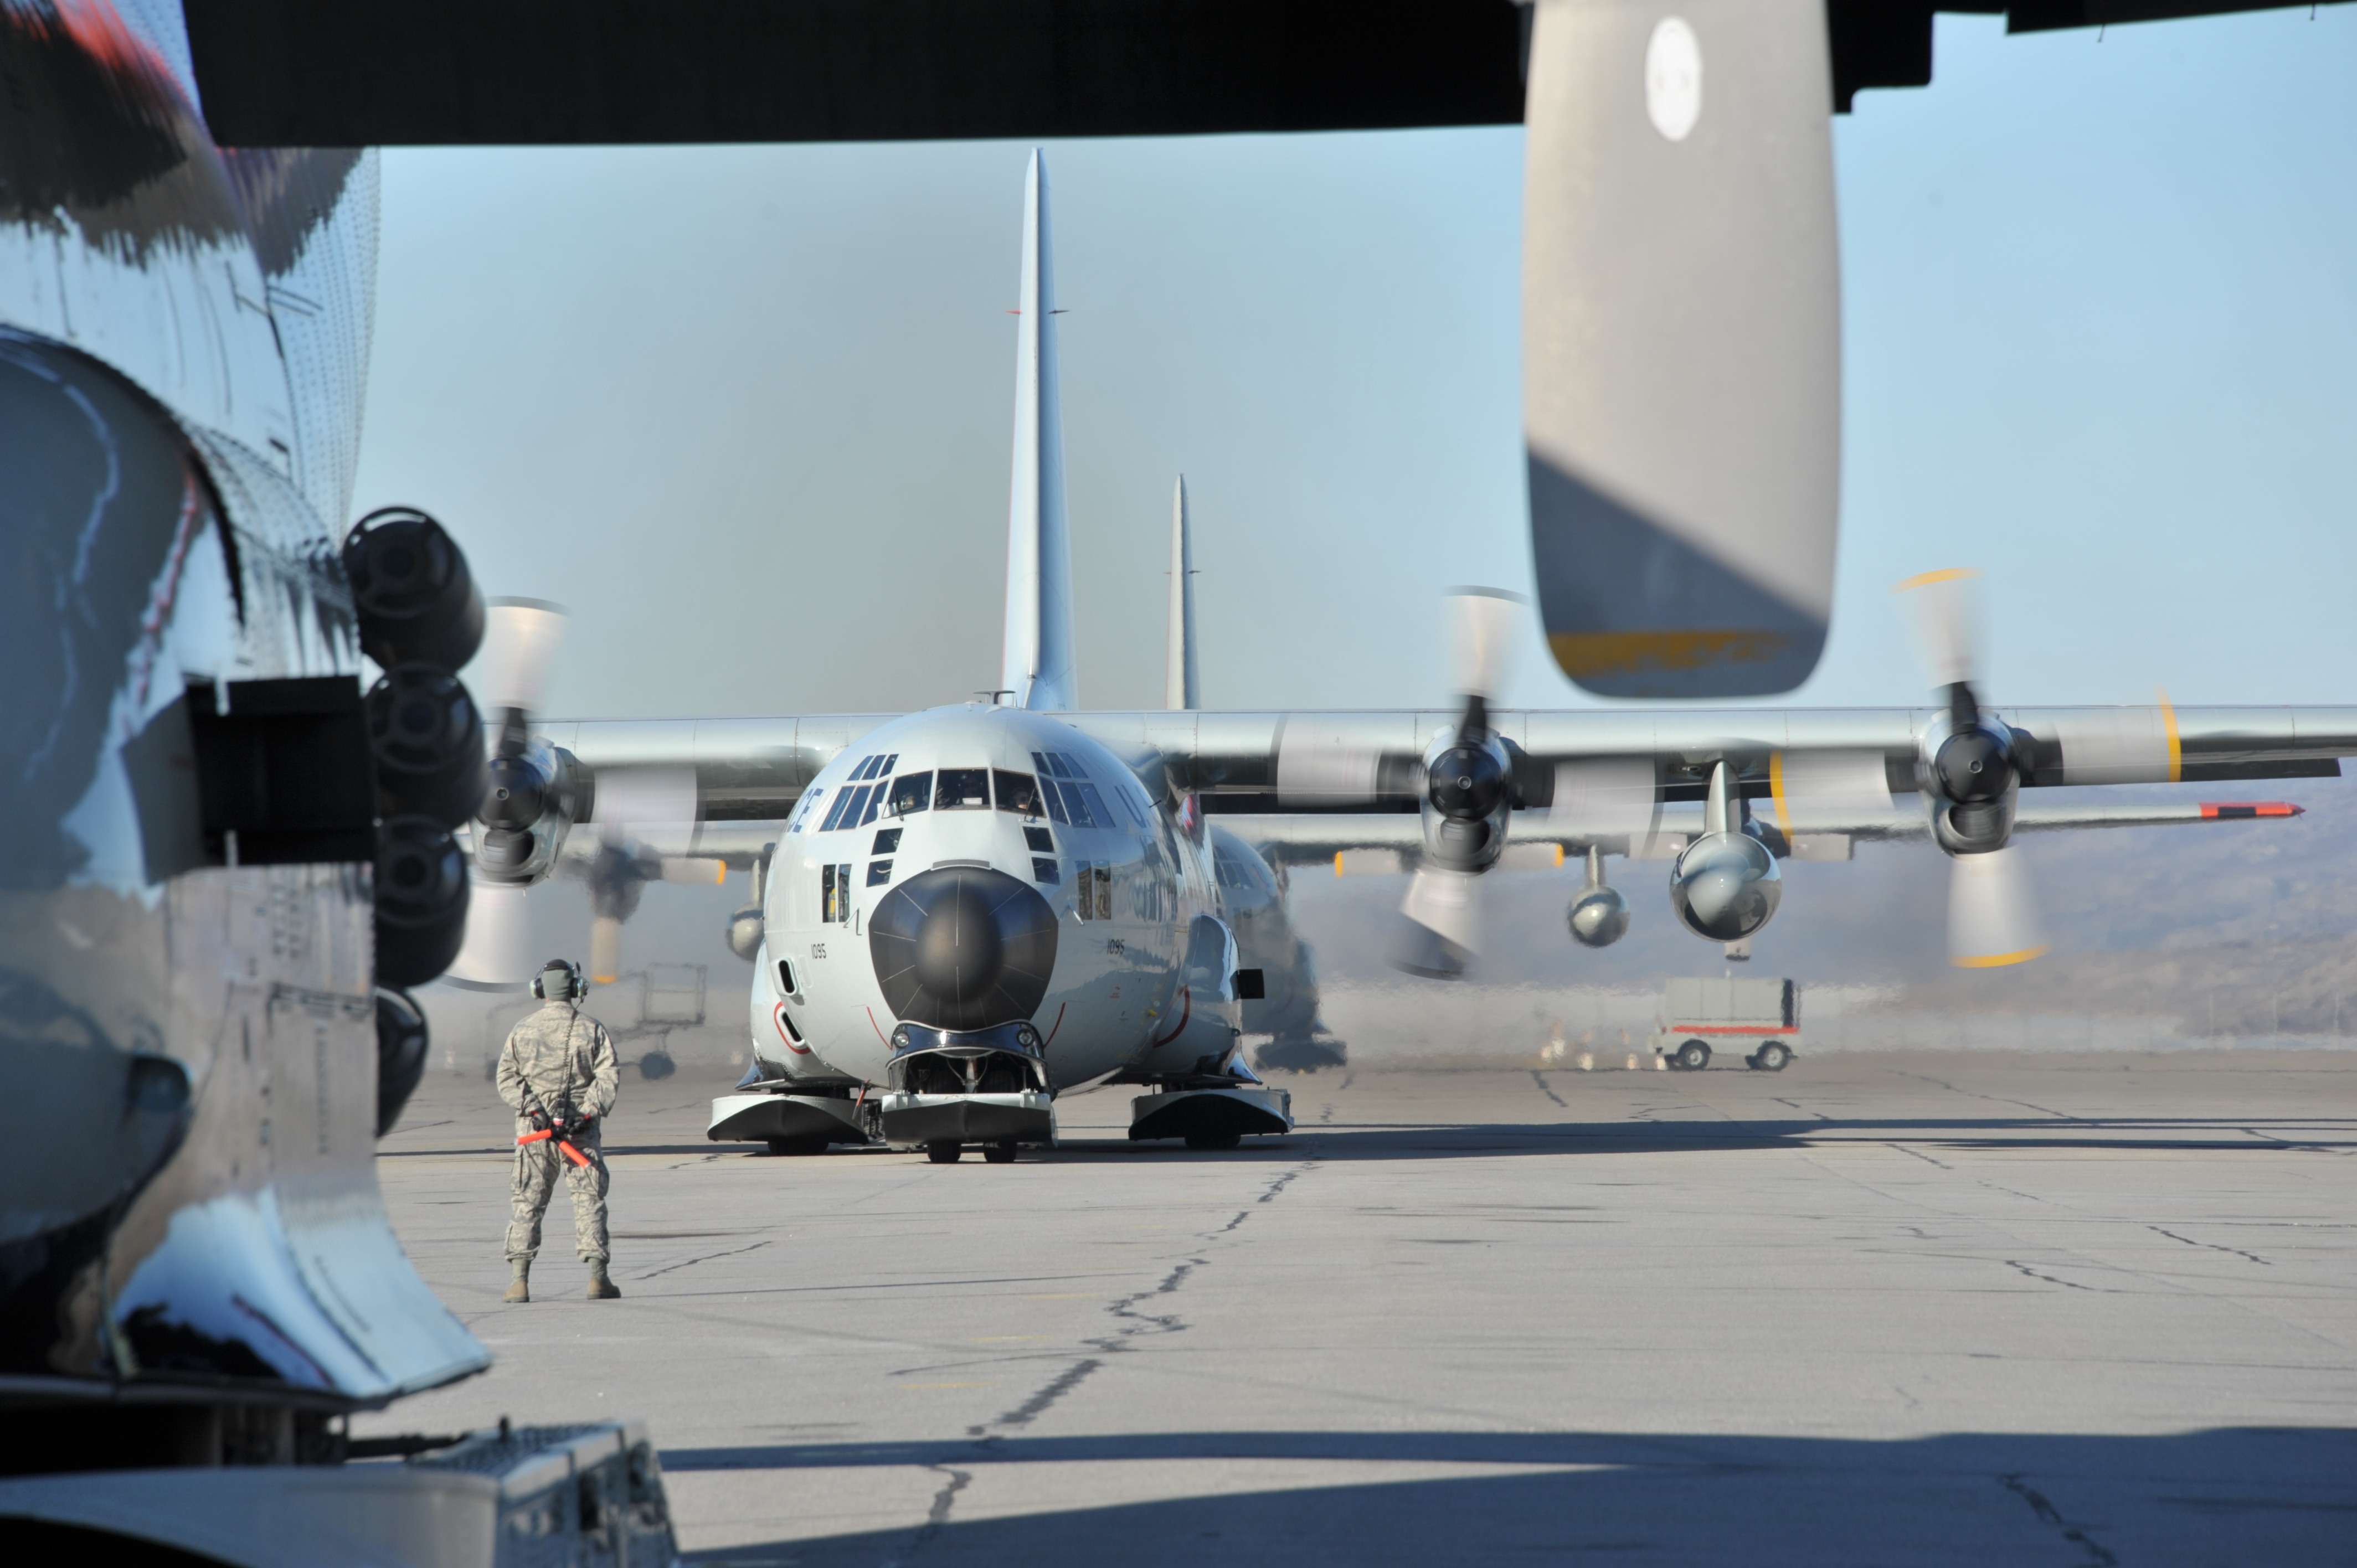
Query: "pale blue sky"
353 9 2357 723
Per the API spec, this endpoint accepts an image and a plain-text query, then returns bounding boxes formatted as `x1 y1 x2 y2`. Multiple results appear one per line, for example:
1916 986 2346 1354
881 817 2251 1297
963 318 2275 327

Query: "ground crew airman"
497 958 621 1302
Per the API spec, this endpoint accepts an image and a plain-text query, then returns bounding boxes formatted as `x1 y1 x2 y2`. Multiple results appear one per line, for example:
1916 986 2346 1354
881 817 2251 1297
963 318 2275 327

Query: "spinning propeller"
1893 569 2048 969
1394 589 1525 980
445 601 720 989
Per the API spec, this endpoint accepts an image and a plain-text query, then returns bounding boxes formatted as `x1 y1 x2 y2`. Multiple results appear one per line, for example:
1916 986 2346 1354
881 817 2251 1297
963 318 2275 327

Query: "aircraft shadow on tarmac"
568 1111 2357 1163
667 1427 2357 1566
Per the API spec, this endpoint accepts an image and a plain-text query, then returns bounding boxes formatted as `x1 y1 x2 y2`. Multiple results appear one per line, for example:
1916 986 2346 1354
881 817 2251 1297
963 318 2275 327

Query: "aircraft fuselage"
752 704 1241 1095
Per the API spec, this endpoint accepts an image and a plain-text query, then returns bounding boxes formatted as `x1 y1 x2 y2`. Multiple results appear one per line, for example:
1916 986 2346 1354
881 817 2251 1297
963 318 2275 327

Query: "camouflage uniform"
496 1000 620 1265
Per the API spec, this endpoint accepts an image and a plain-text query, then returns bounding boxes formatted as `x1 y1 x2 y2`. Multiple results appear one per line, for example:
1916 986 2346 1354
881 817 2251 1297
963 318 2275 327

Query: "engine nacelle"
1419 726 1513 874
1919 693 2023 856
1669 831 1782 942
1567 883 1630 948
473 736 583 888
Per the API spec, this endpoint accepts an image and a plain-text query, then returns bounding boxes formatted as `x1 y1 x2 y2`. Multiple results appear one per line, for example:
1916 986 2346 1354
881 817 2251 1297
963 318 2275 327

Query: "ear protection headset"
532 960 583 1002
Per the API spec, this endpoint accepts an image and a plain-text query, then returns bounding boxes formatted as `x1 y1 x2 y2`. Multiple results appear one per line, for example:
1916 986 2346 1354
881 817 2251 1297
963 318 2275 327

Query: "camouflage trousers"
505 1123 609 1265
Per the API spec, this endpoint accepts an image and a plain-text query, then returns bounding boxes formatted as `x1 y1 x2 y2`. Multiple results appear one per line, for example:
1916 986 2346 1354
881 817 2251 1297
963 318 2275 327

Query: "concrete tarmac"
364 1050 2357 1565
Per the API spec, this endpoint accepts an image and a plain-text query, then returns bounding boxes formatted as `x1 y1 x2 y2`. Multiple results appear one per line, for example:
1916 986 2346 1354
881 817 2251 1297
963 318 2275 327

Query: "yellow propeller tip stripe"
1892 567 1980 592
1952 946 2050 969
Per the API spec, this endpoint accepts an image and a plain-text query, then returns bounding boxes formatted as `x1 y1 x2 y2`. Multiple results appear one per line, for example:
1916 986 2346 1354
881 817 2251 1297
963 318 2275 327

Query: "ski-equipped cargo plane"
444 151 2340 1164
2 0 2337 1538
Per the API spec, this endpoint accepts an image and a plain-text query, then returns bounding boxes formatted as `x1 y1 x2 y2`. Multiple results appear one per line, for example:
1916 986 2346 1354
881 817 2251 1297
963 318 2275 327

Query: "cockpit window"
1038 773 1068 824
1075 781 1113 828
1053 778 1099 829
827 784 878 831
935 768 989 809
858 785 887 827
819 787 858 832
888 772 932 816
994 770 1042 817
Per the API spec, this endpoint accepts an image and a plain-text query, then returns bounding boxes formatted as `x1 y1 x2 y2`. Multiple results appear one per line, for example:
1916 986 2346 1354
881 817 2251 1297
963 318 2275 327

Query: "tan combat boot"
503 1262 530 1303
586 1260 621 1300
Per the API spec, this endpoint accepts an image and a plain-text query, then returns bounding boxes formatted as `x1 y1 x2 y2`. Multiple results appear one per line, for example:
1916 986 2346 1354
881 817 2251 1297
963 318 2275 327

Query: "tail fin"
1001 149 1078 711
1165 475 1199 710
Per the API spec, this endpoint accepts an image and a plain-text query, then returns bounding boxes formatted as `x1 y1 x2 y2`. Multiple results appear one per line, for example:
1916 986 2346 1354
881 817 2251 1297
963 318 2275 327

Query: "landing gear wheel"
982 1139 1019 1164
1750 1043 1792 1072
766 1136 828 1156
926 1141 963 1164
1185 1131 1243 1151
1672 1040 1711 1072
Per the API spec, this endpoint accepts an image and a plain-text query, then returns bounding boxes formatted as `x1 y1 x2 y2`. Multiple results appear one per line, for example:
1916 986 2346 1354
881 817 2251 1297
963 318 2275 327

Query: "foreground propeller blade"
442 879 535 990
1395 866 1482 981
1948 847 2047 969
475 597 568 718
1523 0 1839 698
1444 587 1525 706
1893 568 1983 691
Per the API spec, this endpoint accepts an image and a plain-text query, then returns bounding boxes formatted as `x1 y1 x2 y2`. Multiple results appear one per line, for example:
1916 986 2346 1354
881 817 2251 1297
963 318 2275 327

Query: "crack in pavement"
2001 1473 2119 1566
1530 1071 1568 1109
2152 1226 2271 1265
887 1157 1318 1561
2004 1258 2119 1293
881 1463 975 1568
633 1240 771 1280
1886 1142 1952 1169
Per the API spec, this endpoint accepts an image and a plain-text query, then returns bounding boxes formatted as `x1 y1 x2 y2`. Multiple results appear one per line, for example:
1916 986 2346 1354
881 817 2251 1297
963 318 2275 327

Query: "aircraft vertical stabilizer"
1001 150 1078 711
1166 476 1200 710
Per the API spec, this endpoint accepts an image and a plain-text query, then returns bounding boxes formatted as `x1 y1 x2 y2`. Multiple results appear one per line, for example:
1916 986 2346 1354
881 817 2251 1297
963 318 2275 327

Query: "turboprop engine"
1668 761 1782 942
470 599 583 886
1393 589 1526 979
1897 568 2045 967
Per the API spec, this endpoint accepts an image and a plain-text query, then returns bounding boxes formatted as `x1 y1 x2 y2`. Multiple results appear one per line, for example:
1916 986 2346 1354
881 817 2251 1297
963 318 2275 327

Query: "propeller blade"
593 765 699 853
589 914 624 986
660 856 728 886
1948 847 2047 969
441 878 535 990
1444 588 1526 706
474 597 567 717
1893 568 1983 692
1523 0 1839 698
1394 865 1482 981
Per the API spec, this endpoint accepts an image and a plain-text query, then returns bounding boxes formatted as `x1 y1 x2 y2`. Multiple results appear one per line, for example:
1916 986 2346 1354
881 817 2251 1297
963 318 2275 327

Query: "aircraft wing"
1217 798 2307 869
538 703 2352 826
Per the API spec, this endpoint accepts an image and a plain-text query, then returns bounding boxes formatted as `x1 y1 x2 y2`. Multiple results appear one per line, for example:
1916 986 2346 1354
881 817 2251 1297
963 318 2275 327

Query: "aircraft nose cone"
912 878 1007 1003
870 866 1058 1031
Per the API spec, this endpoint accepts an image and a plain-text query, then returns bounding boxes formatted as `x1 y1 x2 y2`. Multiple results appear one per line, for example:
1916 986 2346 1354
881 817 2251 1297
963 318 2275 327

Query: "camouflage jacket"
496 1002 619 1126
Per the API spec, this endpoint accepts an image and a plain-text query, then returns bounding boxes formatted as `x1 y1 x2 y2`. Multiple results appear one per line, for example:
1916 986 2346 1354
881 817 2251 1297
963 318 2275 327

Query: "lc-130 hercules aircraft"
445 151 2339 1165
